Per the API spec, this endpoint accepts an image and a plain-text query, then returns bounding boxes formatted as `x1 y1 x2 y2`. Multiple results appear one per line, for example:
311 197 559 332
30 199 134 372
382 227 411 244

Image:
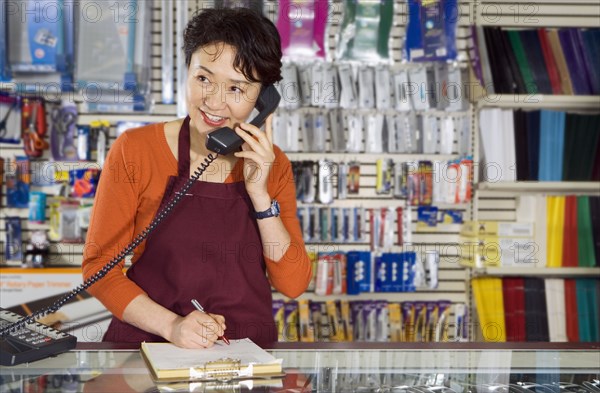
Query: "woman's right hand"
167 311 226 348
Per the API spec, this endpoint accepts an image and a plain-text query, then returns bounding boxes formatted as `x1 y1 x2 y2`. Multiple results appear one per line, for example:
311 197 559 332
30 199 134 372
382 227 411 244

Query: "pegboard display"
0 0 496 340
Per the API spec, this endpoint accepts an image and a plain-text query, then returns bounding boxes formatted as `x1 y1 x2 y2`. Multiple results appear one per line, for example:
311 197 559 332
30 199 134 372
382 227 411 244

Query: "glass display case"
1 344 599 392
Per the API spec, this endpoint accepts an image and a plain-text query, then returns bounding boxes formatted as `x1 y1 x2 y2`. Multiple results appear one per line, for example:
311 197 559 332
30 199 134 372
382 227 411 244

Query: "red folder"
502 278 526 341
564 279 580 342
538 28 563 95
562 195 579 267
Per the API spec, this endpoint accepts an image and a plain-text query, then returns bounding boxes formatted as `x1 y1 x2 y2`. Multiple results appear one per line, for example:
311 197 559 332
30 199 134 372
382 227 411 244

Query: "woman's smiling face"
186 43 262 136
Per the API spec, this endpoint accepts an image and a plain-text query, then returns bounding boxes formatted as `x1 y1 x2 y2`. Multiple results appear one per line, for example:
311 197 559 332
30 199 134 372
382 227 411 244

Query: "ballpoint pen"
191 299 230 345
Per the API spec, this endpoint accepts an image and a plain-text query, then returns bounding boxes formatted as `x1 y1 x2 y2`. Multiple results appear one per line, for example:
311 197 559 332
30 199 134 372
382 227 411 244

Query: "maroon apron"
103 117 276 347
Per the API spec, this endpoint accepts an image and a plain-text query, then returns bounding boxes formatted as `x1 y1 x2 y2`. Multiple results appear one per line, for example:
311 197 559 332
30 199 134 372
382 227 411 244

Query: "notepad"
141 339 283 382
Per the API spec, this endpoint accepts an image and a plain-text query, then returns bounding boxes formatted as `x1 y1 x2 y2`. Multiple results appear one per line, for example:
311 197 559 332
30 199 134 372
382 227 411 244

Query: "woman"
82 7 312 349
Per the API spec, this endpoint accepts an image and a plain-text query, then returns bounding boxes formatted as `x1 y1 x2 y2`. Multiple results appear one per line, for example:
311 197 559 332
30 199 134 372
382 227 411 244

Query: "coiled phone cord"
0 154 219 336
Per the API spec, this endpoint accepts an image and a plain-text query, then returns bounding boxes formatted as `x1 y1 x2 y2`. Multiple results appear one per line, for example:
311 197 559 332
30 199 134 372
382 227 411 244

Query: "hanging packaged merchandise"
7 0 75 90
365 114 384 153
351 301 366 341
6 156 30 208
0 6 9 82
77 204 93 240
432 160 444 204
421 114 439 154
419 160 434 205
75 0 152 112
341 207 351 242
406 160 420 206
5 217 24 262
425 250 440 289
405 0 459 62
337 162 348 200
336 0 394 62
337 63 358 109
329 109 345 152
303 161 316 203
310 63 324 107
28 191 47 223
47 198 62 241
69 168 100 198
297 64 313 107
298 299 315 342
454 303 469 342
439 116 454 155
322 63 340 108
456 116 471 157
89 120 110 168
76 125 90 161
408 67 431 111
435 300 452 342
272 111 288 150
58 199 82 243
279 62 301 109
458 157 473 203
289 112 301 152
386 115 398 153
160 0 174 104
329 207 339 242
393 68 412 112
277 0 328 60
388 303 402 342
347 161 360 195
23 230 50 268
393 161 407 199
0 94 21 144
345 112 363 153
48 101 76 161
374 65 391 110
346 251 372 295
21 98 49 157
352 206 365 242
375 158 392 195
357 66 375 109
397 113 419 153
318 159 335 204
439 64 465 112
395 206 406 246
313 111 326 152
318 207 329 242
272 300 285 342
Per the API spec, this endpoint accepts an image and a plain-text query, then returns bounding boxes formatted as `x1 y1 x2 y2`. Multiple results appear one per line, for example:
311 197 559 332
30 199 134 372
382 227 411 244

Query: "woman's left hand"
233 114 275 199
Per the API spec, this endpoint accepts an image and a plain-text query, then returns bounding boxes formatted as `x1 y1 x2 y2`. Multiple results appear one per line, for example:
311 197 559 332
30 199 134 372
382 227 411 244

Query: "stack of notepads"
460 221 536 267
472 277 599 342
470 27 599 95
141 339 283 383
480 109 600 182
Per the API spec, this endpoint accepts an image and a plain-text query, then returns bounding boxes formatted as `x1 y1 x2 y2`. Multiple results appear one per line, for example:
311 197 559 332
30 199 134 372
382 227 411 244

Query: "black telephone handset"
0 85 280 366
206 84 281 155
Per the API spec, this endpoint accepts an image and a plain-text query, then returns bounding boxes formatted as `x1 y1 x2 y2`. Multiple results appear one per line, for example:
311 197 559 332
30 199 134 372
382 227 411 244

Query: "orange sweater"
82 123 311 319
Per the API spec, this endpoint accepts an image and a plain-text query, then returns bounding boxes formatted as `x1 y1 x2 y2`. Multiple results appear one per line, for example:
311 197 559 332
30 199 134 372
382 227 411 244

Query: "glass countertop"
1 344 598 392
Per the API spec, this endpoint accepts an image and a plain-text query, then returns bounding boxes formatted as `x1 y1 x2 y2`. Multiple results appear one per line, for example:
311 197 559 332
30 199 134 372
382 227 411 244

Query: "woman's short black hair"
183 8 282 86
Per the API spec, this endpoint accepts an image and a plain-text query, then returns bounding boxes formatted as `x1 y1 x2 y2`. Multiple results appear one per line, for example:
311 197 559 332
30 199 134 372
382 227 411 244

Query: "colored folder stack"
473 277 599 342
487 110 600 182
470 27 600 95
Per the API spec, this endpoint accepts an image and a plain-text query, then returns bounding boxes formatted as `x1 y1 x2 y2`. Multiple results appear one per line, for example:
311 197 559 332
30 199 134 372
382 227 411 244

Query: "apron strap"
178 116 192 178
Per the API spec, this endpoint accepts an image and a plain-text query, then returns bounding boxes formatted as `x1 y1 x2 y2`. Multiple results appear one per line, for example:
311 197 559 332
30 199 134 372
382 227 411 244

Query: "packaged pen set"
292 159 472 209
272 299 464 342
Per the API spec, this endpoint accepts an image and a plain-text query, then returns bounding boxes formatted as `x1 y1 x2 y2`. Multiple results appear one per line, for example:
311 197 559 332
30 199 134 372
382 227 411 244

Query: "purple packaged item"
277 0 328 59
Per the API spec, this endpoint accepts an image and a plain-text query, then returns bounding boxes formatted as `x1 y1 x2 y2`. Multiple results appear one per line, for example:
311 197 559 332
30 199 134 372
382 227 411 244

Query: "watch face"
272 200 280 215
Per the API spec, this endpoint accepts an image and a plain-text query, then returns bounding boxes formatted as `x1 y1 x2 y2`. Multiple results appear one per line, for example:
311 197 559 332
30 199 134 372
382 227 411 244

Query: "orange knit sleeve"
264 147 312 298
81 132 147 319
